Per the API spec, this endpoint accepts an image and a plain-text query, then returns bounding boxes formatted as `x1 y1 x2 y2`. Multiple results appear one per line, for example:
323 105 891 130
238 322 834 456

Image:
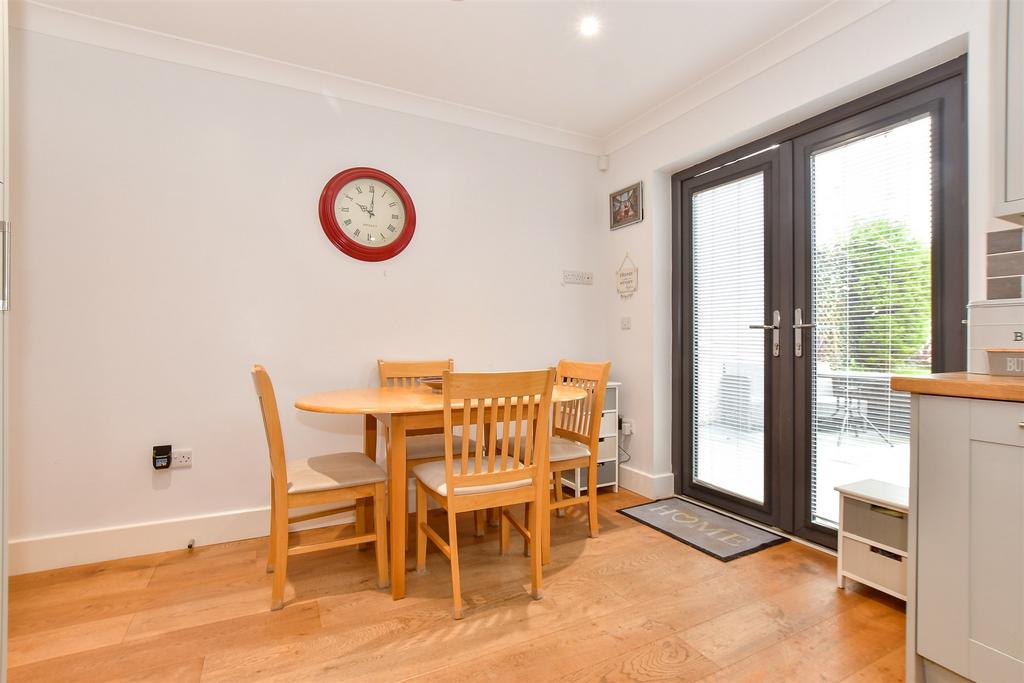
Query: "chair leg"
553 472 566 518
270 493 288 611
373 482 389 589
266 480 277 573
487 507 501 527
542 488 552 566
499 506 509 555
522 502 531 557
416 480 428 574
474 510 486 537
447 509 463 619
587 464 600 539
528 494 543 600
356 496 370 551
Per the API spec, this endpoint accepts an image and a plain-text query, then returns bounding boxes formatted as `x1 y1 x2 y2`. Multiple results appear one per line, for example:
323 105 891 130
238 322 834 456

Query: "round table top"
295 384 588 415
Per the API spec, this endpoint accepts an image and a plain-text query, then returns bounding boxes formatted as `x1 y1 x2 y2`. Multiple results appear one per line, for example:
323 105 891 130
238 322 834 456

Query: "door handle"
749 310 781 357
793 308 815 357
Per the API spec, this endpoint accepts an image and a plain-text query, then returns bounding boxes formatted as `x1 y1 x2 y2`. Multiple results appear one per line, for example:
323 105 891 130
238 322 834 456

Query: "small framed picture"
610 182 643 230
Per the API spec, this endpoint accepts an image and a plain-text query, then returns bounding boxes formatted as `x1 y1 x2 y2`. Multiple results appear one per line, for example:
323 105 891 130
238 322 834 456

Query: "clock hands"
345 192 373 217
351 196 376 218
369 186 377 216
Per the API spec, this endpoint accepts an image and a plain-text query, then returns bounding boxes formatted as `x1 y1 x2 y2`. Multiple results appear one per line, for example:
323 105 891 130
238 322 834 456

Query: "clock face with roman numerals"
318 167 416 262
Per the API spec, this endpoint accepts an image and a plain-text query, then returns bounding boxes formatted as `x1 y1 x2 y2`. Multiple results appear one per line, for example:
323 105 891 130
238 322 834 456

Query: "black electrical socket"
153 444 172 470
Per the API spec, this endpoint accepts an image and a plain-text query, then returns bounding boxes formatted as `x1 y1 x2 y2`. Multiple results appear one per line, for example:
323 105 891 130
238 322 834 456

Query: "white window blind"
809 114 933 527
692 171 766 504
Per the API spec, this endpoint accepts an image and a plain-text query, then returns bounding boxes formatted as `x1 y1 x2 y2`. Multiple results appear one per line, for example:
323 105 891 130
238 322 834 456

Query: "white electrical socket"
621 316 631 330
171 448 193 468
621 418 634 435
562 270 594 285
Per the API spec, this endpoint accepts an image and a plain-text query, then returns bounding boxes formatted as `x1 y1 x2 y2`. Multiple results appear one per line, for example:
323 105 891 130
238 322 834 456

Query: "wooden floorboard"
7 490 905 682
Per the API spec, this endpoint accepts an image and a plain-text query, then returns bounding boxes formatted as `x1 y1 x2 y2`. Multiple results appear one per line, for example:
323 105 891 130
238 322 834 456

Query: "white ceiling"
39 0 832 141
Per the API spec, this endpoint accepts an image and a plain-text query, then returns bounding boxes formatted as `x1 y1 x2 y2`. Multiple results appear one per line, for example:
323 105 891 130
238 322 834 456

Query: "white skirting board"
10 480 422 575
11 472 662 574
9 505 356 575
618 466 674 500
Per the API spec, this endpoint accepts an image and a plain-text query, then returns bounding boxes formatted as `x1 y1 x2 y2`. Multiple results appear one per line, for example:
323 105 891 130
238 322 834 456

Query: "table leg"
360 415 379 552
364 414 378 462
389 415 408 599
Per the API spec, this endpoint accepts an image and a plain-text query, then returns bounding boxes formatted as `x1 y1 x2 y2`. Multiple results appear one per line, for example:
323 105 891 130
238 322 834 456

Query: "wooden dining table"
295 382 587 599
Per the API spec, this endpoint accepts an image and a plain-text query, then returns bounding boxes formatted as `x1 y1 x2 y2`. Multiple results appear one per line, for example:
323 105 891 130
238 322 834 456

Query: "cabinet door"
916 396 971 677
968 441 1024 680
1008 0 1024 203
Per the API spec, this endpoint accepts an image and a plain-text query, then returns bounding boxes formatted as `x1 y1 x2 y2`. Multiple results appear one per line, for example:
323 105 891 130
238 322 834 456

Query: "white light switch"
621 317 631 330
562 270 594 285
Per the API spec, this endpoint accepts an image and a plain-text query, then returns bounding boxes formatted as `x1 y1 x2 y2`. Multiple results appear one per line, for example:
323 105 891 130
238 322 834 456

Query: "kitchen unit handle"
750 310 781 357
793 307 814 357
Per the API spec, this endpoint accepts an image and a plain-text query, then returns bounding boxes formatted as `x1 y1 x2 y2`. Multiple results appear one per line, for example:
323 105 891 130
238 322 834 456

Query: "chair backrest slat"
552 360 612 453
251 365 288 488
460 399 471 475
442 369 555 493
524 393 537 468
378 358 454 387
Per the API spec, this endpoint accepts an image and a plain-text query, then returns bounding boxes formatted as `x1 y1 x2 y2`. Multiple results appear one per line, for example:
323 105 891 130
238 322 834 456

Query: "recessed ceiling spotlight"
579 16 600 37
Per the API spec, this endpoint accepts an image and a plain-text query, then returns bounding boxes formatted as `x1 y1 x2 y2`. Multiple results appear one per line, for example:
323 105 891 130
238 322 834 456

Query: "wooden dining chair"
414 368 555 619
545 360 612 553
378 359 459 473
252 364 388 611
378 359 484 535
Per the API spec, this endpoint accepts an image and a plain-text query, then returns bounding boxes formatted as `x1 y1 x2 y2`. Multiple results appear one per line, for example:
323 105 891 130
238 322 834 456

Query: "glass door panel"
691 171 767 504
808 115 933 528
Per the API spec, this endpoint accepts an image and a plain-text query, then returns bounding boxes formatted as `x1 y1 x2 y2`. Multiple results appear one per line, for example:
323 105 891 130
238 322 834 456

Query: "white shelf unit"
835 478 908 602
560 381 620 495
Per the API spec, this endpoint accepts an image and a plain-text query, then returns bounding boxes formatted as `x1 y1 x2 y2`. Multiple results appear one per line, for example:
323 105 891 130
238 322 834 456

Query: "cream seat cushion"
413 456 533 496
548 436 591 462
404 433 477 460
287 452 385 494
498 435 590 462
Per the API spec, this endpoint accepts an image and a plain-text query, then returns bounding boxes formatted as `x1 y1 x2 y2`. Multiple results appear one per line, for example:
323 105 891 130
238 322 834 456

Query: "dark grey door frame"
671 56 966 545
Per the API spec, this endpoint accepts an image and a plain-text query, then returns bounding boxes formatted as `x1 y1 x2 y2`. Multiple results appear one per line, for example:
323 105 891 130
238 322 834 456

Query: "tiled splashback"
987 227 1024 299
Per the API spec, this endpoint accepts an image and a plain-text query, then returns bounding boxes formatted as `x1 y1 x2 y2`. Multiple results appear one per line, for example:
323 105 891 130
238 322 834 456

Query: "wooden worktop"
890 371 1024 401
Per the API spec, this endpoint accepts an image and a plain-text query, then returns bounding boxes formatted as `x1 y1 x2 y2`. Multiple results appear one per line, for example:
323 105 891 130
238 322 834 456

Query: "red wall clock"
318 167 416 262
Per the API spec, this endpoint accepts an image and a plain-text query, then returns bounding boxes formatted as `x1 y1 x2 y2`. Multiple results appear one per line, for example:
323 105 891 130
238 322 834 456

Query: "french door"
673 59 966 546
678 150 790 526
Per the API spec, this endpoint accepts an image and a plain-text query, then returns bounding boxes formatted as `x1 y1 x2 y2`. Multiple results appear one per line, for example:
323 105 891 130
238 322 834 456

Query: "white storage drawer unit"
562 381 620 494
836 479 908 601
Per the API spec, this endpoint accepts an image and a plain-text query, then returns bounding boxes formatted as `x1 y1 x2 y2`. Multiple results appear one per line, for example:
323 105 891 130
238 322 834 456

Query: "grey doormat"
618 498 787 561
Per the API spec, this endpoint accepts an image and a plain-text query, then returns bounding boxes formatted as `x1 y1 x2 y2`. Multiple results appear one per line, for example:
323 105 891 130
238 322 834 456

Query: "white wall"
601 0 1014 499
9 29 606 572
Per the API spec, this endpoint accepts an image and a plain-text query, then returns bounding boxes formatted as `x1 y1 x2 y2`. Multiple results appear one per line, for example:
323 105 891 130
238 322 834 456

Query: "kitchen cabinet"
903 388 1024 681
997 0 1024 222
